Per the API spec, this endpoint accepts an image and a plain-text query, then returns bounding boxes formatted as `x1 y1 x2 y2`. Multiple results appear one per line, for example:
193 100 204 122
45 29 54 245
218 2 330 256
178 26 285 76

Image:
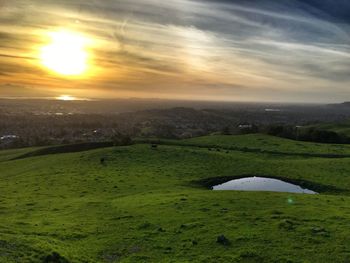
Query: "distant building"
0 135 19 145
0 135 19 141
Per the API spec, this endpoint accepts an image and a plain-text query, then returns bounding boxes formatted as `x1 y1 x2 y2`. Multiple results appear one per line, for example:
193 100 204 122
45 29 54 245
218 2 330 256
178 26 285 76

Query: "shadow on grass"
12 142 115 160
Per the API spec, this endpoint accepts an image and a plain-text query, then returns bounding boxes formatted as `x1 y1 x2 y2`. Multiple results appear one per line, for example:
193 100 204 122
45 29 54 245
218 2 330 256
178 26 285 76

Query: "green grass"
1 135 350 262
138 134 350 157
0 147 42 162
303 122 350 137
183 134 350 155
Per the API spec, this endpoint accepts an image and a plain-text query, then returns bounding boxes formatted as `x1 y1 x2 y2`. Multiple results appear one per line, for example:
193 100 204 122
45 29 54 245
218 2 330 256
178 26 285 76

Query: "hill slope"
304 122 350 138
1 135 350 262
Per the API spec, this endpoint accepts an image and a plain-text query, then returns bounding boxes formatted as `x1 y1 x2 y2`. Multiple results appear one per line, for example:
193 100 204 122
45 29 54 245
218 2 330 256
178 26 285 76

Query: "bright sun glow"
40 30 89 76
56 95 76 101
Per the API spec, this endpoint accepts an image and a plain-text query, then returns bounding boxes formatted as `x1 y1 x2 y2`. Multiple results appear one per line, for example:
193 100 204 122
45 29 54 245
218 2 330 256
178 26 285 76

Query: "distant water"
265 108 281 112
213 177 317 194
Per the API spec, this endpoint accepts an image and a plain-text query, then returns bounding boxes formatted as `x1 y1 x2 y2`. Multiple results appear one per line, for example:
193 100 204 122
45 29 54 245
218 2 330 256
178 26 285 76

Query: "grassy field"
1 134 350 262
139 134 350 157
303 122 350 138
183 134 350 155
0 147 41 162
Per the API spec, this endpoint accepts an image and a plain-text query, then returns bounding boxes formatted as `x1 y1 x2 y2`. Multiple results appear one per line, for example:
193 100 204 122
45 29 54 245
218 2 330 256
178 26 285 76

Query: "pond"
212 177 317 194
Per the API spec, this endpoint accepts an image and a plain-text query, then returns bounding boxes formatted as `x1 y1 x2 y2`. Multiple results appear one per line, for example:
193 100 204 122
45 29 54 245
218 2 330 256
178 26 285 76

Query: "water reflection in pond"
213 177 317 194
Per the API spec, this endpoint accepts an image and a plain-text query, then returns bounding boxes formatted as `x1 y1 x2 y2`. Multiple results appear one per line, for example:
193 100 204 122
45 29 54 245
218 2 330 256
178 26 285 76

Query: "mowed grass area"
1 135 350 262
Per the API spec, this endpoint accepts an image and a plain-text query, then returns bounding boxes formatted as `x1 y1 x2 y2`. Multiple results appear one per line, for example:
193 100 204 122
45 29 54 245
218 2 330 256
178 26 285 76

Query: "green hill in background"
303 122 350 138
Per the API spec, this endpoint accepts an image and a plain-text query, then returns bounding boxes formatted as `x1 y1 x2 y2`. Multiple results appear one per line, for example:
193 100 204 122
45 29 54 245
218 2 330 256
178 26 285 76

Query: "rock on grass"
217 235 231 246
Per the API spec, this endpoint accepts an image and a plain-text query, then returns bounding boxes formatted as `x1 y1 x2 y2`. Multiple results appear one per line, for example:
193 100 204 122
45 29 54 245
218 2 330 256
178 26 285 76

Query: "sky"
0 0 349 103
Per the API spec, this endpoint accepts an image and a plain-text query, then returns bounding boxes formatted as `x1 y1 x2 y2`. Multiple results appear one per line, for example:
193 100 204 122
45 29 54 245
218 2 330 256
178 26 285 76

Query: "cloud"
0 83 55 97
0 0 349 102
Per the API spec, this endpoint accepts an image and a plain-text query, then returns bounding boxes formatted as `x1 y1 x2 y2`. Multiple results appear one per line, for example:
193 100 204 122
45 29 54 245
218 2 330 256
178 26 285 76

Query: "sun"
40 30 89 76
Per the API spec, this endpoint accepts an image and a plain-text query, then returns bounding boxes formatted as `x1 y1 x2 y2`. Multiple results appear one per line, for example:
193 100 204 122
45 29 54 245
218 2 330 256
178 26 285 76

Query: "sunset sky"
0 0 349 102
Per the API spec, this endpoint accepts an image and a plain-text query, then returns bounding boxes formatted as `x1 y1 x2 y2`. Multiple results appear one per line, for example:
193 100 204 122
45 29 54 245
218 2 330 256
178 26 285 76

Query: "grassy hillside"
0 147 41 162
1 135 350 262
304 122 350 137
183 134 350 155
141 134 350 157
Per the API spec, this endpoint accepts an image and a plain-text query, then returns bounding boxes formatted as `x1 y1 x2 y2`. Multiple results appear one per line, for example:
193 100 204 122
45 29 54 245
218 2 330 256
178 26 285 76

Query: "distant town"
1 99 350 149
